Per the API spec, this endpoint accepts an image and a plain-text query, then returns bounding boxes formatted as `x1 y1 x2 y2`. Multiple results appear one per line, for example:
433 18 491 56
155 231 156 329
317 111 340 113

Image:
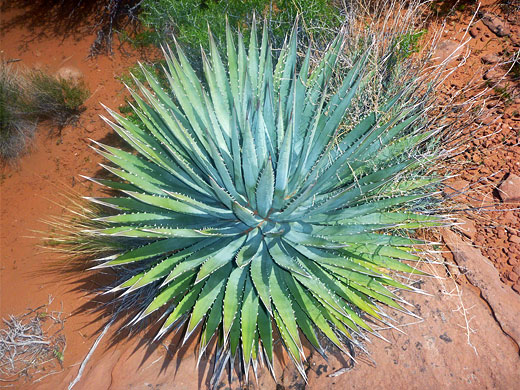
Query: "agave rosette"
87 20 440 379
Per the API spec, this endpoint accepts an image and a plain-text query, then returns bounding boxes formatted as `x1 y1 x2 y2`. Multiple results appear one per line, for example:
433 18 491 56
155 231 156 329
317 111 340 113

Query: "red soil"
0 1 519 389
0 5 148 387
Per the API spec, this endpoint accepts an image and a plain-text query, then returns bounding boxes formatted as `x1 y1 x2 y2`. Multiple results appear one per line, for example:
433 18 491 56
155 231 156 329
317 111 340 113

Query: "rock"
455 217 477 241
55 66 83 84
510 235 520 244
481 53 501 64
508 271 519 282
306 261 520 389
433 40 462 63
443 229 520 348
511 29 520 46
472 154 482 163
442 179 470 202
483 67 505 82
469 26 480 38
480 12 511 37
497 227 507 239
478 113 494 125
498 174 520 202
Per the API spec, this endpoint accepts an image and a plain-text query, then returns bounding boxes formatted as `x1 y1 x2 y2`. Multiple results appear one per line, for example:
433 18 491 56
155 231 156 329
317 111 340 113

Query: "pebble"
510 235 520 244
481 53 501 64
498 174 520 203
56 66 84 84
483 68 505 82
480 12 511 37
434 40 461 63
469 26 480 38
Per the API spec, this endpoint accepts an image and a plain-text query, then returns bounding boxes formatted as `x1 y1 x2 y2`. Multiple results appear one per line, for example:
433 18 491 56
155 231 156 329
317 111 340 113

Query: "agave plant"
84 19 440 381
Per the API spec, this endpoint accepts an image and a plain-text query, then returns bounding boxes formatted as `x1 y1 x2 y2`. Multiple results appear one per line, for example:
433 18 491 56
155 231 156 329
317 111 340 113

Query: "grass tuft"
27 71 89 130
0 63 89 162
0 62 37 162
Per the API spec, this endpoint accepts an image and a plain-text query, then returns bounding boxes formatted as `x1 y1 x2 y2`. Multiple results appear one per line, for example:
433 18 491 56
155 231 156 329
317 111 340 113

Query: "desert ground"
1 1 519 389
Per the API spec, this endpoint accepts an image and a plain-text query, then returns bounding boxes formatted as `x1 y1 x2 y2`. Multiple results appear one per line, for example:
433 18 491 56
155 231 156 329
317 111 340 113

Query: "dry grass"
0 301 66 386
0 61 89 163
0 61 38 162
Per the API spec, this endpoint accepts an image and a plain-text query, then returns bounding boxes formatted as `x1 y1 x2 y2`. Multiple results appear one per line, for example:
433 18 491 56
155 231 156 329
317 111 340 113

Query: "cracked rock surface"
443 229 520 349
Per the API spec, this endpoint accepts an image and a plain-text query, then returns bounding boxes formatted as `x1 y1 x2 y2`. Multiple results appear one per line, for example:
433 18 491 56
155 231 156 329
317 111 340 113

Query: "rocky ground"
435 2 520 294
1 1 519 389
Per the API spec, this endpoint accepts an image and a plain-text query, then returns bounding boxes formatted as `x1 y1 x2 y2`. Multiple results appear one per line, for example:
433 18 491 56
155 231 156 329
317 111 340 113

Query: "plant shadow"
1 0 141 55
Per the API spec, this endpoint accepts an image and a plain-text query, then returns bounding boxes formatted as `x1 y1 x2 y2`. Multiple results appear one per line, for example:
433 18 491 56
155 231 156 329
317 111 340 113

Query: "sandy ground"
1 1 519 389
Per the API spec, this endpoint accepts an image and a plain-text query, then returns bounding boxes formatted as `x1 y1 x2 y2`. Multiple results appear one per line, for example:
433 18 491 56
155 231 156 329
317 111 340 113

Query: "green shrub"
136 0 342 58
27 71 89 129
0 62 37 161
119 1 342 135
61 17 445 382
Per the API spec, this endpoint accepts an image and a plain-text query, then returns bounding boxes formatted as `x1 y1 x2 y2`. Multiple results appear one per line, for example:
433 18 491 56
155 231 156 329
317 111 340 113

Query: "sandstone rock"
498 173 520 202
305 263 520 390
478 113 494 125
481 53 500 64
483 67 505 82
55 66 83 84
510 234 520 244
433 40 462 63
57 261 520 390
442 179 470 202
443 229 520 348
480 12 511 37
455 217 477 241
469 26 480 38
511 31 520 46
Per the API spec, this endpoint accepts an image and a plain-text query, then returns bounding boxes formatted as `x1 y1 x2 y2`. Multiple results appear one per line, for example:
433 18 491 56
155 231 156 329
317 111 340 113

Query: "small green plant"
494 83 513 104
60 18 446 383
0 62 37 162
396 29 427 60
27 71 89 129
53 349 64 364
